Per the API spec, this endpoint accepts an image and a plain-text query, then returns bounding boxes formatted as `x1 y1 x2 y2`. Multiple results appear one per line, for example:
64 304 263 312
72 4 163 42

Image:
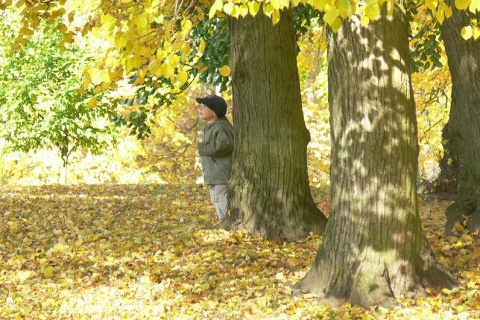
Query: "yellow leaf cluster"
412 59 451 179
425 0 480 26
209 0 261 19
461 22 480 40
207 0 480 32
78 1 199 91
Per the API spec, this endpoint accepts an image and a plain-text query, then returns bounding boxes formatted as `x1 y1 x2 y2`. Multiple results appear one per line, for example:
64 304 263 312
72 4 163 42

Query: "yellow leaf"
137 45 153 59
177 71 188 84
331 18 343 32
181 19 192 38
20 26 34 36
134 12 149 29
57 23 68 33
239 4 249 17
114 33 128 48
172 41 183 52
165 23 173 43
90 69 103 85
470 0 480 11
311 0 327 11
42 298 57 310
193 282 211 294
223 2 234 15
339 2 355 18
461 25 473 39
263 4 274 17
248 1 260 16
209 0 223 19
74 239 83 247
270 0 289 10
41 266 55 279
199 39 206 53
436 7 445 23
275 272 285 280
455 0 471 10
168 54 180 68
445 5 453 18
272 9 280 24
426 0 439 11
101 70 111 83
219 65 231 77
365 4 381 21
148 59 161 77
87 98 97 108
161 63 175 78
360 15 370 27
16 270 34 283
181 43 191 60
192 62 208 73
474 26 480 39
323 9 339 26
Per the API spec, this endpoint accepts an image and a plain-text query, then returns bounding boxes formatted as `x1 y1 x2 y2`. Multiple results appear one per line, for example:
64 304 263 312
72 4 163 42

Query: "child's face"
198 105 218 123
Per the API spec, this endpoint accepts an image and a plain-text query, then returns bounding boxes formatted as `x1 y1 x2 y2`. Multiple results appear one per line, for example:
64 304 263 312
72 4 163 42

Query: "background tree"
295 2 457 307
0 14 118 184
227 7 327 240
439 1 480 234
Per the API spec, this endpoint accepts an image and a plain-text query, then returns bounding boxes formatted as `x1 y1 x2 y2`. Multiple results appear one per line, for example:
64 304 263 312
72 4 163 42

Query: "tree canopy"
3 0 478 119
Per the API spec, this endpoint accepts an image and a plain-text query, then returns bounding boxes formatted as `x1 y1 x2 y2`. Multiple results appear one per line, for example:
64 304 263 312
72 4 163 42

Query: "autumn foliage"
1 0 480 317
1 184 479 319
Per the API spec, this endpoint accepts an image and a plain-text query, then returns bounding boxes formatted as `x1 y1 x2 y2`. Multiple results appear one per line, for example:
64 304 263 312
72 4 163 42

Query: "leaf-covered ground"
1 184 479 319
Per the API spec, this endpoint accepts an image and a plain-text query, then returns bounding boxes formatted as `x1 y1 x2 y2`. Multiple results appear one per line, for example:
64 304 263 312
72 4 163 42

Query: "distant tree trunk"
440 1 480 235
434 122 460 194
295 3 457 307
226 8 327 241
60 164 68 185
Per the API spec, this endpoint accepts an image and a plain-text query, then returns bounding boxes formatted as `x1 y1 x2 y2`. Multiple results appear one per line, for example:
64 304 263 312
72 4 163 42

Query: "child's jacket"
198 118 234 185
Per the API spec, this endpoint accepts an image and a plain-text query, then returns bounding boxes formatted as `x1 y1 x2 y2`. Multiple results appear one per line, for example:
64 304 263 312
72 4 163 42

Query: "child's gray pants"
209 185 228 221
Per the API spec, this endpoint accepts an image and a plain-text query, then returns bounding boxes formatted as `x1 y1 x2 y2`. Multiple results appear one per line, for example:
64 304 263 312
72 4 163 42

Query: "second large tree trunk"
295 3 457 307
225 9 327 241
440 1 480 235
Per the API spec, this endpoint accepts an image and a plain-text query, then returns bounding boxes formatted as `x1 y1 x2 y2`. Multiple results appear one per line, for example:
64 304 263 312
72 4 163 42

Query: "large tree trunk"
225 8 327 241
440 1 480 235
295 3 457 307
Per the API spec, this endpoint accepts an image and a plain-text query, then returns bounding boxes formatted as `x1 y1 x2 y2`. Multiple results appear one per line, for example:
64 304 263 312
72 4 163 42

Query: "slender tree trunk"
440 1 480 235
296 3 457 307
226 8 327 241
435 122 460 194
60 164 68 185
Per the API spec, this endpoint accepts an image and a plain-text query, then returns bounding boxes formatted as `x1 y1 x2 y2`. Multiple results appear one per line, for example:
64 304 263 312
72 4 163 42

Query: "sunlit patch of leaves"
0 185 479 319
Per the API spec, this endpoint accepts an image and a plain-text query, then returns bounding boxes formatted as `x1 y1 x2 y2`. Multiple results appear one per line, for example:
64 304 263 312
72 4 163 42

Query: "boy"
196 94 234 222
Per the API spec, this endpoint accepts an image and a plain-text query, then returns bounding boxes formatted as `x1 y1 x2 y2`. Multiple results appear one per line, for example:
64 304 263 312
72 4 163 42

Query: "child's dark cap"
196 95 227 117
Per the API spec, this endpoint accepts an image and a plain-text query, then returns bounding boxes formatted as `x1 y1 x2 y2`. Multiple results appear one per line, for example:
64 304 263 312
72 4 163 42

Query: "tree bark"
434 122 460 194
295 3 458 307
225 8 327 241
439 1 480 235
